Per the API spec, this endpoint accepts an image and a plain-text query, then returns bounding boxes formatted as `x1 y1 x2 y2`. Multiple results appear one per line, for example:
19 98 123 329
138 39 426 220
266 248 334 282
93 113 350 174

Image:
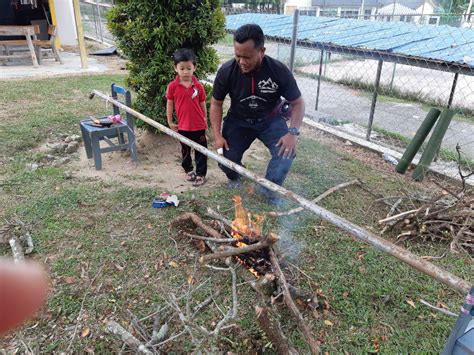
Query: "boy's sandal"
193 176 206 187
185 171 196 182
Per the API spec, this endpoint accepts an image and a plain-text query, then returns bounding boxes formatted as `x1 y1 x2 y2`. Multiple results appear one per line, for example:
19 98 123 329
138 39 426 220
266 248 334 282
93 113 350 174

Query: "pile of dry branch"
379 180 473 256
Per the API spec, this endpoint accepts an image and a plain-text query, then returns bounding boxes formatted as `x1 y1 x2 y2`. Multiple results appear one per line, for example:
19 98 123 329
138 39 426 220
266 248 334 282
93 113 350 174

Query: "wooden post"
72 0 88 69
48 0 61 49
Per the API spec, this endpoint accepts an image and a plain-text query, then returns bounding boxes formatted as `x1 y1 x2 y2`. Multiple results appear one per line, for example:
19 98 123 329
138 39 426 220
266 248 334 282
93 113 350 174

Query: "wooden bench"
32 25 62 65
0 25 39 67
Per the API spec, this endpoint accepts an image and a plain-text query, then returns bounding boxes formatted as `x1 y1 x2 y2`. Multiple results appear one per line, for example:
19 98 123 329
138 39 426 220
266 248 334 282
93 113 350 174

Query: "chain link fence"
79 3 474 180
216 8 474 181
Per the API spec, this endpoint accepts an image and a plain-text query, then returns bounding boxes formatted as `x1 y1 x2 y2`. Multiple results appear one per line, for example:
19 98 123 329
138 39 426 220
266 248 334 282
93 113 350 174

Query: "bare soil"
70 129 270 194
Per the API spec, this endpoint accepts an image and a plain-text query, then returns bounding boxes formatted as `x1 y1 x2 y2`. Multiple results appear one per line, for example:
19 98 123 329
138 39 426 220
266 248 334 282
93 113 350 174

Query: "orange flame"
231 196 265 278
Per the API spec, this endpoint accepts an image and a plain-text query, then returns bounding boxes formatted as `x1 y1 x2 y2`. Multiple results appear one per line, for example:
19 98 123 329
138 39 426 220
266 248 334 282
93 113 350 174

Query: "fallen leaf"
114 264 125 272
406 299 416 308
342 291 349 299
147 224 152 229
81 327 90 338
187 275 193 285
64 276 76 285
324 320 334 326
169 261 179 268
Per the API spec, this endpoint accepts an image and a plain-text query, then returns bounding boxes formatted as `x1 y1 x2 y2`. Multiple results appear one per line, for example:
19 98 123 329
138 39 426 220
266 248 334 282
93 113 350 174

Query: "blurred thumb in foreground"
0 260 49 335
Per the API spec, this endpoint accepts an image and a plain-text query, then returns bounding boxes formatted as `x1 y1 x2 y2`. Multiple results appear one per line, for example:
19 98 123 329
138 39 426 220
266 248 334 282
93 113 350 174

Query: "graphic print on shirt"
239 76 278 109
192 87 198 99
258 77 278 93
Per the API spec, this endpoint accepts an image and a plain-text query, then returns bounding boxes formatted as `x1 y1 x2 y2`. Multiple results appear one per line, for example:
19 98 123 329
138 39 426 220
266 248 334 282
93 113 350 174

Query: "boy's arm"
166 99 178 131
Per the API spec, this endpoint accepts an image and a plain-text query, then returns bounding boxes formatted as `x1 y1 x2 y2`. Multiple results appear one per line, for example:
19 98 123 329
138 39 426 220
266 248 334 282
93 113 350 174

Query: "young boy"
166 48 208 186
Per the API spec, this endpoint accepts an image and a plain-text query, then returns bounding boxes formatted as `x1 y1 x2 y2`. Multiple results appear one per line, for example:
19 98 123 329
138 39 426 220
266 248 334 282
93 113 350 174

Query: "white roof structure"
377 3 419 14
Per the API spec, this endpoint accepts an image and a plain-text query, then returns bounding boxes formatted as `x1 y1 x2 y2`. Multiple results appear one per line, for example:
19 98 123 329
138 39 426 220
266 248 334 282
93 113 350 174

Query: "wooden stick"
9 236 25 263
182 232 245 244
378 208 422 224
255 306 299 355
199 239 276 263
268 179 360 217
419 299 457 317
106 320 153 354
269 248 320 354
171 212 223 239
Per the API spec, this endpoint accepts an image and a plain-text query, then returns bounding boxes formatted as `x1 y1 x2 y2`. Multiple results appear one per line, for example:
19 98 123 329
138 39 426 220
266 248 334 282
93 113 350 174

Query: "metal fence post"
315 49 324 111
366 60 384 141
96 0 104 43
447 72 459 109
289 9 299 73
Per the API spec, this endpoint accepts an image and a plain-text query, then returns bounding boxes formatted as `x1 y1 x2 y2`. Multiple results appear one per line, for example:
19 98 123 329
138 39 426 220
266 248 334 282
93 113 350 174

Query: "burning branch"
269 248 320 354
199 234 279 263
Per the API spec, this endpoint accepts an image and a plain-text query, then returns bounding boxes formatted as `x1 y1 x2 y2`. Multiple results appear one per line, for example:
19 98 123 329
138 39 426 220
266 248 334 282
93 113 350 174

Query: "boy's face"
234 39 265 74
175 61 196 81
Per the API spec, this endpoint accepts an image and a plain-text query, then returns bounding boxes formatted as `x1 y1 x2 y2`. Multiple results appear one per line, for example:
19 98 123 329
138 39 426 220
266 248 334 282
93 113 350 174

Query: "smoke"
276 219 307 262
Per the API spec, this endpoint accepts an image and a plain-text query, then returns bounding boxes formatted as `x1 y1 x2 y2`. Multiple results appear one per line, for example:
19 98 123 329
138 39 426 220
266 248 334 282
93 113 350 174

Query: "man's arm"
276 96 305 159
210 97 229 150
288 96 305 130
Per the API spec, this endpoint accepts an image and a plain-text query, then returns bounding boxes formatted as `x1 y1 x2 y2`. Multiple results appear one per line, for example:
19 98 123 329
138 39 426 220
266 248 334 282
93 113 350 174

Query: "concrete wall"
54 0 77 46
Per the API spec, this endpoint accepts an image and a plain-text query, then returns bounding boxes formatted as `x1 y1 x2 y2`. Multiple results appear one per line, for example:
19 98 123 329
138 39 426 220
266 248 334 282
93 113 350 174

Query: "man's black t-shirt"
212 56 301 120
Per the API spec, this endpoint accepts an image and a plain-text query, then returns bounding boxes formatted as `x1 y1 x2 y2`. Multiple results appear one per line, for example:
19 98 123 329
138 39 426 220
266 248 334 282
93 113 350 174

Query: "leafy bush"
108 1 225 127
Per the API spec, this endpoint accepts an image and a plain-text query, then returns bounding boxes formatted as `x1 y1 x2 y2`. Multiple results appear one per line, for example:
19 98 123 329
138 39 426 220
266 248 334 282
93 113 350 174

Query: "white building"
284 0 442 24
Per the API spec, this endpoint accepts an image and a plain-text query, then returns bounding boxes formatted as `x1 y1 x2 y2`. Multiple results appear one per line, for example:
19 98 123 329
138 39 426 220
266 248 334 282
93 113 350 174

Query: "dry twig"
106 320 153 354
269 248 320 354
268 179 360 217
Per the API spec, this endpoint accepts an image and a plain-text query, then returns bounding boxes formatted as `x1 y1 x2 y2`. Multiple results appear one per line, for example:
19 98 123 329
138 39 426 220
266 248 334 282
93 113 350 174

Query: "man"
210 23 305 204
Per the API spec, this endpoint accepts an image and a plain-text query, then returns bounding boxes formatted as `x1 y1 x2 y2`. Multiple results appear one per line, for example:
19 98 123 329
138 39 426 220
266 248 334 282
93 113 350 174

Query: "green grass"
0 74 472 353
0 74 125 154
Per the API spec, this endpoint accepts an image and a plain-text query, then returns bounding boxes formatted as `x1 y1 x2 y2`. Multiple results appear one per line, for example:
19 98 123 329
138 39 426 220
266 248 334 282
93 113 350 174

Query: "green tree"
108 1 225 126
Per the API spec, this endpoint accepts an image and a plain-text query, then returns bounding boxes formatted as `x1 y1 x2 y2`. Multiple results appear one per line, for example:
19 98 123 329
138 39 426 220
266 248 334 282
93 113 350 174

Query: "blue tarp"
225 14 474 68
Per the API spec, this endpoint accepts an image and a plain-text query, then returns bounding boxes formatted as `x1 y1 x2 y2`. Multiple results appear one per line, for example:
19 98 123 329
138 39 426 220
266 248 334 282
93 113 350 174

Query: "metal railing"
79 0 114 45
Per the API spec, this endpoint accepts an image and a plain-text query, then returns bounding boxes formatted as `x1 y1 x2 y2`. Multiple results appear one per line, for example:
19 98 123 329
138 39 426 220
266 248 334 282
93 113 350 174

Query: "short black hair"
234 24 265 48
173 48 196 65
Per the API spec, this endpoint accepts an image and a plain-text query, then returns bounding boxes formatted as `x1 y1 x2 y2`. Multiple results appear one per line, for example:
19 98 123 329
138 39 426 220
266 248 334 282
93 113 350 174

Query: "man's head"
173 48 197 81
233 24 265 74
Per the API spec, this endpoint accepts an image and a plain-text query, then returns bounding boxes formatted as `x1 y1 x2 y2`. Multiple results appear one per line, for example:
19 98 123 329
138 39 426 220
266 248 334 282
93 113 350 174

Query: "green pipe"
396 108 441 174
412 109 456 181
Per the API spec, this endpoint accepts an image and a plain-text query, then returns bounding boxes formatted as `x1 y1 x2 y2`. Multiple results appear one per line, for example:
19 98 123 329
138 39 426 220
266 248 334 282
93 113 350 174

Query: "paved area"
0 51 108 79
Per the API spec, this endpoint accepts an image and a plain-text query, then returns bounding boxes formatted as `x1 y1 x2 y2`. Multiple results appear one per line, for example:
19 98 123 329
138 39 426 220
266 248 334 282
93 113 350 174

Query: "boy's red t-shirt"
166 75 207 131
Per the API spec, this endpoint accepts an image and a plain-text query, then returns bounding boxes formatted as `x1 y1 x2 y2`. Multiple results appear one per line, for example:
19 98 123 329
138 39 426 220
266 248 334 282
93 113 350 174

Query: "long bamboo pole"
90 90 472 294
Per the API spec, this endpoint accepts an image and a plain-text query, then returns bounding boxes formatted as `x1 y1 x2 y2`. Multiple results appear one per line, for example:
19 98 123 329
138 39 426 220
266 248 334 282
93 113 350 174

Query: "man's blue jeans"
219 116 294 191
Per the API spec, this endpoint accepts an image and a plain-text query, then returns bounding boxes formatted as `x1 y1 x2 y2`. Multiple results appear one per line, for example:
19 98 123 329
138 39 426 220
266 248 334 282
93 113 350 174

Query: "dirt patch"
68 129 269 194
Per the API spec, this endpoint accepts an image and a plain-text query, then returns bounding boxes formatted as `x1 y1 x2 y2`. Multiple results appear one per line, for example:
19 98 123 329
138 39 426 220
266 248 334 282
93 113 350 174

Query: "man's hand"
213 135 229 151
168 123 178 132
276 133 297 159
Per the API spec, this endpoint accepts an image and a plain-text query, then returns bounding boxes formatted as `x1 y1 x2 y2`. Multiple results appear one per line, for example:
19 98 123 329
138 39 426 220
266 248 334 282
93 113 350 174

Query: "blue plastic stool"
80 84 137 170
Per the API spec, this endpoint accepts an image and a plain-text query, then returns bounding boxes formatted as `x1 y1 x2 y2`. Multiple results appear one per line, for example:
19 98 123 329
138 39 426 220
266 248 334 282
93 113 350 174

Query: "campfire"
165 197 321 354
230 195 271 278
